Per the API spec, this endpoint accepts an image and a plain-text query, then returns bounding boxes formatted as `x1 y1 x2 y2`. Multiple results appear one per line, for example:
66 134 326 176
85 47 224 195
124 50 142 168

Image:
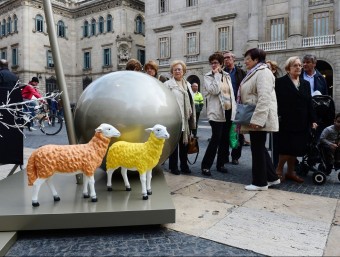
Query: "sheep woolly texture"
27 132 110 186
106 133 165 174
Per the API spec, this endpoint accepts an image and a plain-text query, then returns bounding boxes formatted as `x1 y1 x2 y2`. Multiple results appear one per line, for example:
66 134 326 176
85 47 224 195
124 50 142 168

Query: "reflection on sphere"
74 71 182 164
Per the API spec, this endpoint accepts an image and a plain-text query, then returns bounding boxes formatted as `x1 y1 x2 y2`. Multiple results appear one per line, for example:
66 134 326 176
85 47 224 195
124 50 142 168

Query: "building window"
13 15 18 32
98 16 104 34
12 47 18 66
159 37 170 59
159 0 168 13
103 48 111 66
137 49 145 65
91 19 96 36
35 15 44 32
313 12 329 36
83 21 89 37
218 26 232 51
84 51 91 69
107 15 112 32
2 19 6 36
47 50 54 68
135 16 144 34
7 17 11 34
1 49 6 59
270 18 285 41
186 32 199 55
187 0 198 7
46 77 57 93
57 20 65 37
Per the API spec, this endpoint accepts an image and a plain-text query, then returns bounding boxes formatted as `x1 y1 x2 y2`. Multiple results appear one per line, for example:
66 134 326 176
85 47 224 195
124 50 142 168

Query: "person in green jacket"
191 82 204 138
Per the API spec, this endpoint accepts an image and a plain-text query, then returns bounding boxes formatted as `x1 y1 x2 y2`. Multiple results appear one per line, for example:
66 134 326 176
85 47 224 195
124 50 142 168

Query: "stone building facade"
145 0 340 110
0 0 145 103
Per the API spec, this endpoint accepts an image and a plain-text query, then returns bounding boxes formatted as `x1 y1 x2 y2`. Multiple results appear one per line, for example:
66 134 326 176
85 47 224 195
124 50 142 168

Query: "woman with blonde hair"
144 60 167 82
275 56 317 183
266 60 279 78
164 60 196 175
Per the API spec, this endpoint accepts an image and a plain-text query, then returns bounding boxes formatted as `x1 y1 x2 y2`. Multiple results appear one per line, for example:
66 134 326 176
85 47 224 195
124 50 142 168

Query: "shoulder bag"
187 134 199 165
233 104 256 125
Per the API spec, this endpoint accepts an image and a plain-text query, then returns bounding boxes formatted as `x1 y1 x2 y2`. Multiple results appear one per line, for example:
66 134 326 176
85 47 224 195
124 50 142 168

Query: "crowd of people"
128 50 335 192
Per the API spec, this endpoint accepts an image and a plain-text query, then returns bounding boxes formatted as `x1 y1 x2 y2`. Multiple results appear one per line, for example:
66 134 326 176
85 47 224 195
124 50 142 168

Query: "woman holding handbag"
237 48 280 191
164 60 196 175
201 52 236 176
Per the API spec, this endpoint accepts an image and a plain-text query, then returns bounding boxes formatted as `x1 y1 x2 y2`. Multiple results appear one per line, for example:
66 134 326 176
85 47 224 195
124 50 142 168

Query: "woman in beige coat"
237 48 280 191
164 60 196 175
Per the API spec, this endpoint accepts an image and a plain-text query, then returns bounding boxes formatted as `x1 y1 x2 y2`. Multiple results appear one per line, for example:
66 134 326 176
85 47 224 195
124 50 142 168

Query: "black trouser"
192 111 201 136
169 132 189 171
230 133 244 160
249 131 279 186
201 110 232 170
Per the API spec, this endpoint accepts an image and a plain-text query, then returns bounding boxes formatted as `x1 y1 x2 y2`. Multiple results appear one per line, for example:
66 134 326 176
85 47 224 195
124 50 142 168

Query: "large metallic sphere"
74 71 181 164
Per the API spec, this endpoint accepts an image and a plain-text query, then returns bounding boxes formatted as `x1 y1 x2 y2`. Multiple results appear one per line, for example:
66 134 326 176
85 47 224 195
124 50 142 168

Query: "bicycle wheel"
39 114 63 135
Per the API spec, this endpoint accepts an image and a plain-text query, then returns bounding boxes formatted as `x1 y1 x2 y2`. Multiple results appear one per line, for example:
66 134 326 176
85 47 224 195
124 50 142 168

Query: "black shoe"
170 169 180 175
181 169 191 174
201 169 211 176
216 166 228 173
232 159 239 165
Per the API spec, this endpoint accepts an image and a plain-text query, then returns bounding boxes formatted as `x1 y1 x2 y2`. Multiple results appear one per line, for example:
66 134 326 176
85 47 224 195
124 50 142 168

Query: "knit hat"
31 77 39 83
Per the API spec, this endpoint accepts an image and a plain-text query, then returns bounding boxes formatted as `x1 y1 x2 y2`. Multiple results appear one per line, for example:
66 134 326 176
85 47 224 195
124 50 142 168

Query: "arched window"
107 14 112 32
91 19 96 36
83 20 88 37
98 16 104 34
57 20 65 37
7 17 11 34
36 14 44 32
13 15 18 32
135 16 144 34
2 19 6 36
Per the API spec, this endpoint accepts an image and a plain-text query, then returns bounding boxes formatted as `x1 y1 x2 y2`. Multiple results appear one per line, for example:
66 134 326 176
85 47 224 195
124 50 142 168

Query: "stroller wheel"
312 171 326 185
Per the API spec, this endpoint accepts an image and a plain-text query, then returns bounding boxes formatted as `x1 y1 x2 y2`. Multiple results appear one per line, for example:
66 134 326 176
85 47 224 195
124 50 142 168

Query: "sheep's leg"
146 170 152 196
83 175 90 198
139 173 148 200
121 168 131 191
46 177 60 202
32 178 46 207
87 175 97 202
106 168 116 191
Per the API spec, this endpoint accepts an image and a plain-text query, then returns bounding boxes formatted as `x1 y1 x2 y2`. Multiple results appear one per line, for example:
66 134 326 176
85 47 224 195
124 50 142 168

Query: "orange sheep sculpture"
26 123 120 207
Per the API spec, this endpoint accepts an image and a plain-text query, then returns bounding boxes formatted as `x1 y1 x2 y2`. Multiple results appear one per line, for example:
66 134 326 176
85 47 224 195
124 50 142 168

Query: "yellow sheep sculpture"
106 124 170 200
26 123 121 207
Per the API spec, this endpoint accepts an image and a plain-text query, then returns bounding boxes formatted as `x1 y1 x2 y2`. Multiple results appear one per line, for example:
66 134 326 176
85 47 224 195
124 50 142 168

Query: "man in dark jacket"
0 59 23 165
300 54 328 95
223 51 246 165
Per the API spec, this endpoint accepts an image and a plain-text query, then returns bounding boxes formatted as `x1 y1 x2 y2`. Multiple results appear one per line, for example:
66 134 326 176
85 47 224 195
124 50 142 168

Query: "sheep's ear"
95 127 103 133
145 128 153 132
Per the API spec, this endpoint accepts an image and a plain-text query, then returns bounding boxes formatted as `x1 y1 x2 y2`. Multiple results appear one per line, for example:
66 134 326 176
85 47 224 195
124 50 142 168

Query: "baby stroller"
297 94 336 185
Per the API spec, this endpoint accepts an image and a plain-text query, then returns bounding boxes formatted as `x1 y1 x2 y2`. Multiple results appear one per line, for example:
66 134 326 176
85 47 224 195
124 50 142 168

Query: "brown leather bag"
187 135 199 154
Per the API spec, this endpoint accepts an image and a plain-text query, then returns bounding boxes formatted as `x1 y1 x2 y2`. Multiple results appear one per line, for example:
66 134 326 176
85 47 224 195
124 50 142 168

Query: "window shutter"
329 10 334 34
284 17 288 39
229 26 233 50
265 19 271 41
197 31 200 54
307 12 313 37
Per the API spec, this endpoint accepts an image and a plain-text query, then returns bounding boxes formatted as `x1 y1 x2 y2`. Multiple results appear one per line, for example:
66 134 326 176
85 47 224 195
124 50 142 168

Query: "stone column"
336 0 340 44
246 0 259 50
287 0 303 49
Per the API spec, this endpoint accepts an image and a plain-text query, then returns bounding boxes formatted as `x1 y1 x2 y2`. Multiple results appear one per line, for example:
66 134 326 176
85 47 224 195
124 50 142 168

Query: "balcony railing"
302 35 335 47
258 40 287 51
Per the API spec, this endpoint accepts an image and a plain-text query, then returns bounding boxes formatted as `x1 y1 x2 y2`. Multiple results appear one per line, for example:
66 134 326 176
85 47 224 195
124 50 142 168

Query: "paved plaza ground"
1 118 340 256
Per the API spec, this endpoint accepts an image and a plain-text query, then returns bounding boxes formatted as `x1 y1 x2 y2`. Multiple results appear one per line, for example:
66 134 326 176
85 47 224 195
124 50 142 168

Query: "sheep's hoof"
32 201 40 207
147 190 152 195
126 187 131 191
142 195 148 200
91 197 98 202
83 193 90 198
107 187 112 192
54 196 61 202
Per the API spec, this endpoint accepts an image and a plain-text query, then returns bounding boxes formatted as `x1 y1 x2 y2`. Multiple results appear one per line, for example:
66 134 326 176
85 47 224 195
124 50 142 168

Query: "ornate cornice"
211 13 237 22
180 20 203 28
153 26 173 33
0 0 22 15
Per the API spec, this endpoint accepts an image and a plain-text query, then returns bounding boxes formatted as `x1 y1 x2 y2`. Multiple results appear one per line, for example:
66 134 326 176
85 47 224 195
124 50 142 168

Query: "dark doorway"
186 75 201 91
46 76 57 93
83 76 92 90
316 60 333 97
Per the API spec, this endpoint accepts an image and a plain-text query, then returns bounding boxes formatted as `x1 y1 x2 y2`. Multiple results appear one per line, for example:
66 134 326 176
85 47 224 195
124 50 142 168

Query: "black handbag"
233 104 256 125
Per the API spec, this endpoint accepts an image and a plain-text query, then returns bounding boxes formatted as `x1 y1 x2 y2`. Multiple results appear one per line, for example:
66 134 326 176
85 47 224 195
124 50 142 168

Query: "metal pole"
43 0 82 184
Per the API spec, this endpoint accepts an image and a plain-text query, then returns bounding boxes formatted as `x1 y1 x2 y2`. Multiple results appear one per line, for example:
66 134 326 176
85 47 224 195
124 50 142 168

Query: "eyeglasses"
210 61 220 65
292 64 302 68
224 56 232 59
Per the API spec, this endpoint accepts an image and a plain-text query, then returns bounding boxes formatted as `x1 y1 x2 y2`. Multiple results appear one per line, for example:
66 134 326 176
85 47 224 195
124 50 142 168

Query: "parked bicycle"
23 104 63 135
